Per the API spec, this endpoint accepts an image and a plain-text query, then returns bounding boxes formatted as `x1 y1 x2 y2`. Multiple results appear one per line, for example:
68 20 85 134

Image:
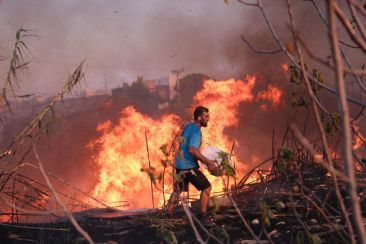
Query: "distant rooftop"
154 77 169 86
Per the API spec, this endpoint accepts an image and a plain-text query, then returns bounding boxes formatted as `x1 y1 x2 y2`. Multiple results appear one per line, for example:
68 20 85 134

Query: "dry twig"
31 141 95 244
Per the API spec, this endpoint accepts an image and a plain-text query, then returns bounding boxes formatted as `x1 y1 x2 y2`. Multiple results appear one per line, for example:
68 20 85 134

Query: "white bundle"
201 146 233 176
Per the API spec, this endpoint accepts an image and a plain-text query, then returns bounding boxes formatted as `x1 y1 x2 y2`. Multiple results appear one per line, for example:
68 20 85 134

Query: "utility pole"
103 74 109 95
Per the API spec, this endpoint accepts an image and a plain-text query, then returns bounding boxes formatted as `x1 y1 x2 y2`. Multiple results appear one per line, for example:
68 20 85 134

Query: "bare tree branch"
0 194 53 216
289 124 365 186
296 33 366 86
227 194 263 243
348 0 366 18
241 35 282 54
348 1 366 41
328 1 366 241
179 198 205 244
286 1 356 242
237 0 258 6
32 141 95 244
333 2 366 54
8 162 111 209
309 0 366 94
239 0 366 107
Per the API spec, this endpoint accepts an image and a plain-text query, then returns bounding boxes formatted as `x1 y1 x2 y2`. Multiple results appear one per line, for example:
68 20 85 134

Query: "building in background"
85 88 111 97
169 68 184 101
110 70 186 110
144 79 156 93
154 77 169 101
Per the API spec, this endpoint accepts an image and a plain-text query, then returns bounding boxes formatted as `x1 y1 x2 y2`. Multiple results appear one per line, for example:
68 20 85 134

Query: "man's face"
198 111 209 127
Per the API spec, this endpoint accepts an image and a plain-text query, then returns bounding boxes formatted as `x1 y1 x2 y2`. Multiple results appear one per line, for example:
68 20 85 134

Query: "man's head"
194 106 209 127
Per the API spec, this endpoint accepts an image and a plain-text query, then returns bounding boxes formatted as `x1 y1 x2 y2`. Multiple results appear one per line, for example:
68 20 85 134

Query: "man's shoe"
198 212 216 227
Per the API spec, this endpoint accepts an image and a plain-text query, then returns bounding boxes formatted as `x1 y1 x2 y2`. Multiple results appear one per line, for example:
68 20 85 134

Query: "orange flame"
313 152 323 163
0 215 9 223
281 63 289 73
191 76 256 194
89 75 267 208
353 125 365 151
257 84 283 108
89 106 180 208
96 120 112 132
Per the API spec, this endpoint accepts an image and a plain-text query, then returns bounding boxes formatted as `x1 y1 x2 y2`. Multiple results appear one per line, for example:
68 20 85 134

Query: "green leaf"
291 93 308 108
259 201 273 226
325 122 334 134
157 172 163 183
218 151 235 176
296 231 304 244
279 146 294 161
323 112 340 135
331 112 341 126
289 64 303 85
173 173 182 183
273 160 286 171
310 234 322 244
158 223 178 244
160 143 169 157
211 196 220 212
219 225 230 243
161 159 167 167
312 69 325 92
141 166 159 188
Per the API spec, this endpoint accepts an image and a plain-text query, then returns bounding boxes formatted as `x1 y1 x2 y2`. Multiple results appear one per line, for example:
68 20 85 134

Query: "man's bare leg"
167 191 181 214
200 186 212 214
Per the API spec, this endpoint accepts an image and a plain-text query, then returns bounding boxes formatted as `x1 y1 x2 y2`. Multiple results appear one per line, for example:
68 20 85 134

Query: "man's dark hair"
194 106 209 120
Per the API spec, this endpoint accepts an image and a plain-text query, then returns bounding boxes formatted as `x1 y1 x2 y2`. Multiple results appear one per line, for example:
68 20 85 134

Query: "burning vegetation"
1 1 366 244
89 76 263 209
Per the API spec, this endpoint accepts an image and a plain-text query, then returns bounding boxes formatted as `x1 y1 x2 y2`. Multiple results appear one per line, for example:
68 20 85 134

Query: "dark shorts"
174 168 211 192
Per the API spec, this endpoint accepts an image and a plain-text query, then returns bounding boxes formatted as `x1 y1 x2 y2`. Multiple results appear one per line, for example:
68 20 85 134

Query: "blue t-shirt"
175 123 202 169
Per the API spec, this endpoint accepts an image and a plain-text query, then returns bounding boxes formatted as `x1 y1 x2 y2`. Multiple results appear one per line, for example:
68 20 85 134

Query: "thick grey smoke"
0 0 258 96
0 0 363 96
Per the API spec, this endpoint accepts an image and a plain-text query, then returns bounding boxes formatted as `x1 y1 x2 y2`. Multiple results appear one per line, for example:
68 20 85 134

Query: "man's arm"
188 147 217 172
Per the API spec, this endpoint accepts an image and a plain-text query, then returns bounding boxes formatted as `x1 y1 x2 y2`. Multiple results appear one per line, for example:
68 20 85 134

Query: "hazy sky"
0 0 257 96
2 0 355 99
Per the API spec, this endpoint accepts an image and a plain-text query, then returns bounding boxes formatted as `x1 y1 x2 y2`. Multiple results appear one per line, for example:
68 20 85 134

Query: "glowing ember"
0 215 9 223
257 84 283 108
89 75 278 208
353 136 363 151
281 63 289 73
260 104 268 111
353 125 365 151
96 121 112 132
313 152 323 163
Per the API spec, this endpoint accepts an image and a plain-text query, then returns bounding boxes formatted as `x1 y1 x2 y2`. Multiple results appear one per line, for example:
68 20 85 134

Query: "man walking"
166 106 217 220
